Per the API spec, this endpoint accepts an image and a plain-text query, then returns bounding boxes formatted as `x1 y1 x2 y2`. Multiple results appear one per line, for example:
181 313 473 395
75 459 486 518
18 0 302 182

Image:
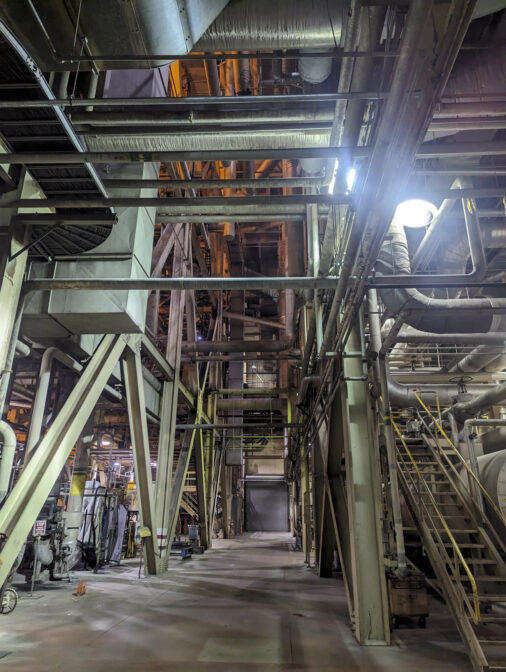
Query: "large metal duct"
196 0 344 85
452 381 506 421
476 450 506 521
0 0 230 71
197 0 344 51
375 212 503 333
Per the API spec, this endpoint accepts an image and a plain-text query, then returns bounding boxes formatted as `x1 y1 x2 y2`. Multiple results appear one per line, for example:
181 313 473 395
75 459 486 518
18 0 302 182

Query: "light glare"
394 199 438 228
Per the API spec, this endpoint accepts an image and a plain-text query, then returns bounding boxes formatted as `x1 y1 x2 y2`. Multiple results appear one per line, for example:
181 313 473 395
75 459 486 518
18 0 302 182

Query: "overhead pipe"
181 339 294 353
0 421 17 504
103 177 323 190
24 276 506 293
196 0 344 51
368 291 494 408
0 92 389 110
451 381 506 423
298 376 321 405
25 347 122 460
3 141 505 165
70 107 336 127
390 328 506 345
15 340 30 357
375 196 500 333
2 194 342 211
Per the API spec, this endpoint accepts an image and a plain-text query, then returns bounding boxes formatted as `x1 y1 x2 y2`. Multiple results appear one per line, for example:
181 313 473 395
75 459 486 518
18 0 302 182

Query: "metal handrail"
390 418 481 623
414 392 506 525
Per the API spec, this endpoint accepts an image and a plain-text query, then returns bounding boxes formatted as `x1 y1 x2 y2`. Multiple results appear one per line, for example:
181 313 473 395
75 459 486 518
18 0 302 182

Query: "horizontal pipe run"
222 311 285 330
181 340 293 353
158 214 305 223
216 389 286 395
0 92 389 110
413 167 506 177
182 354 300 362
2 194 346 210
174 423 298 430
102 177 323 189
0 147 371 164
60 50 397 64
393 330 506 345
2 89 501 110
23 277 506 293
1 142 505 166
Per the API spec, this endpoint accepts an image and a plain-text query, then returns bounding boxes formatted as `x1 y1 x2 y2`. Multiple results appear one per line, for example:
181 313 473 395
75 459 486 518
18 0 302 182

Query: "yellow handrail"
390 416 481 623
414 392 506 524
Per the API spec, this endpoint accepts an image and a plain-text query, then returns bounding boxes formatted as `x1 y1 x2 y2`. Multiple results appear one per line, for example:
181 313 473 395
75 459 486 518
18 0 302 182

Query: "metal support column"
123 340 157 575
342 321 390 645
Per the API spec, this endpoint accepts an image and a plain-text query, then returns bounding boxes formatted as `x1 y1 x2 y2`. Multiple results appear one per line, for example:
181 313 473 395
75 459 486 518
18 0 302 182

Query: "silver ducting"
452 381 506 421
375 211 504 333
0 0 230 70
197 0 344 51
0 421 16 504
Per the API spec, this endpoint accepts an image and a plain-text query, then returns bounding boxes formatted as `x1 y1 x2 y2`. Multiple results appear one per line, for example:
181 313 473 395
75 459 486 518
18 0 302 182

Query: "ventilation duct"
375 212 504 333
0 0 230 71
196 0 344 85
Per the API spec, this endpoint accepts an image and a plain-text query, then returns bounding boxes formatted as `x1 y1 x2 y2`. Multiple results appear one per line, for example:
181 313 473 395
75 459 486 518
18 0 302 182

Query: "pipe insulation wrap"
476 450 506 520
196 0 344 51
375 212 499 333
0 421 16 503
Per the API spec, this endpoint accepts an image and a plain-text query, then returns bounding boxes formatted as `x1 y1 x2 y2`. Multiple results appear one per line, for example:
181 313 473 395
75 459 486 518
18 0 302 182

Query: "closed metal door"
244 481 289 531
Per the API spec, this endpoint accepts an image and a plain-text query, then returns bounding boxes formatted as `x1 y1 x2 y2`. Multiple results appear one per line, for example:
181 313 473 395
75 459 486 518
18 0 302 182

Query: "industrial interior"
0 1 505 670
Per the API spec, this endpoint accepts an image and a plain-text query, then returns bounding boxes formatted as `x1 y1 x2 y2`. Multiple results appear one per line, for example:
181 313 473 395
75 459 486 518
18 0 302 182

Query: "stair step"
477 595 506 602
442 543 485 548
455 559 497 565
430 528 479 534
478 639 506 645
458 577 506 583
477 616 506 623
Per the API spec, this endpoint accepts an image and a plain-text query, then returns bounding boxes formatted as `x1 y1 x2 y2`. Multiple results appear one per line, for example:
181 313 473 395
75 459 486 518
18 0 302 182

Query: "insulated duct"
0 0 230 70
196 0 343 85
0 421 16 504
451 381 506 421
375 209 502 333
197 0 344 51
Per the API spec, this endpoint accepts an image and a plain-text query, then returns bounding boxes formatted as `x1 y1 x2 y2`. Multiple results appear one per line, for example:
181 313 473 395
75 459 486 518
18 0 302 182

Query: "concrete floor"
0 532 472 672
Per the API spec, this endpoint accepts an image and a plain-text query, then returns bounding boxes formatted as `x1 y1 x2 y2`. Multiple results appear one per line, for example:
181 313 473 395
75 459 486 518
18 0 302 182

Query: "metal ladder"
393 422 506 672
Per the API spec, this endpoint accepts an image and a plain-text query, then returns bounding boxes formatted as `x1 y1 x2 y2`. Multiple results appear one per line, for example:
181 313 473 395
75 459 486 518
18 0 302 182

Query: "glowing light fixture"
394 199 438 228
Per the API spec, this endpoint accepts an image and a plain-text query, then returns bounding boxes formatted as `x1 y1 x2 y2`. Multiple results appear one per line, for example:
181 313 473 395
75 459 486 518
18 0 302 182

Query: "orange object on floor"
75 582 86 597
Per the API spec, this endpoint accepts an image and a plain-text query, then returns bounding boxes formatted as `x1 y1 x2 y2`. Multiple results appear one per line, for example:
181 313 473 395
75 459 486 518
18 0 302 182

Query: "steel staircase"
181 492 199 519
392 419 506 672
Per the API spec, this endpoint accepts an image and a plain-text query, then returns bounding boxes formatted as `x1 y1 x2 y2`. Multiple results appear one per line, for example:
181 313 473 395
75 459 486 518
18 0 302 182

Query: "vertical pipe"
369 290 407 576
0 421 16 503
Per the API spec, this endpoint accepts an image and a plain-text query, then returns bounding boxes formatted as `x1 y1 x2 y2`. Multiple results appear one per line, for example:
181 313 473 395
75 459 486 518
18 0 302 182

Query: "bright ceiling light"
394 199 438 228
328 159 339 195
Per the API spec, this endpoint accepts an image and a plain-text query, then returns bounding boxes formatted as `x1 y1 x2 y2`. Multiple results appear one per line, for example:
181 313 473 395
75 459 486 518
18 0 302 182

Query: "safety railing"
391 416 481 623
414 392 506 526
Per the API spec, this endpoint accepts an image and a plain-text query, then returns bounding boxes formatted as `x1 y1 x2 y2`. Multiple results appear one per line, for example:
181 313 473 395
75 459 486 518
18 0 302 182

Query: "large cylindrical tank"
477 449 506 520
